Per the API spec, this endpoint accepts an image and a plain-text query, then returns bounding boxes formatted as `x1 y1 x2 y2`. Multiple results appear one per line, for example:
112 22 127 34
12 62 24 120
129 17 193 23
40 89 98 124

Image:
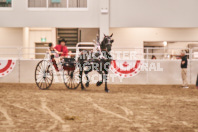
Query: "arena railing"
0 46 198 84
0 46 197 60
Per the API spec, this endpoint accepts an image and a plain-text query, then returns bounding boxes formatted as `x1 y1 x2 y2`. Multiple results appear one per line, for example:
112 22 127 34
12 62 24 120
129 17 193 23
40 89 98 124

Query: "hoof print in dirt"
64 115 79 121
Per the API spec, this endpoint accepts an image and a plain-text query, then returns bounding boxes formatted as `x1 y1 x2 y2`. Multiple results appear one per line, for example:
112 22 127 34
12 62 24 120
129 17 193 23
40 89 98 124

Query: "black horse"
78 34 114 92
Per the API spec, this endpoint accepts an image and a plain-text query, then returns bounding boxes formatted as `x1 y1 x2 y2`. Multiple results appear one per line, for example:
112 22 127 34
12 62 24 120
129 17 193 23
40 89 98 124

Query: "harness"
79 36 112 63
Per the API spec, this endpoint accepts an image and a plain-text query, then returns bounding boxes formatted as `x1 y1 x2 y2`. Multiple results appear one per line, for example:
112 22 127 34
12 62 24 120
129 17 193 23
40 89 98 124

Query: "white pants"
181 68 188 86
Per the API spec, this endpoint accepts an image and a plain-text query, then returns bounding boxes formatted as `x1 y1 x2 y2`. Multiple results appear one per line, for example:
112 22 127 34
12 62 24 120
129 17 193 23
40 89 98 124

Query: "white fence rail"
0 46 196 60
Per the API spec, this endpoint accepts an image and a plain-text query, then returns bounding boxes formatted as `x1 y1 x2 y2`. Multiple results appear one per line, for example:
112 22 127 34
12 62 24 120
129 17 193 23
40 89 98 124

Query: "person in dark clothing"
180 51 188 88
48 43 62 71
151 55 156 59
196 74 198 89
48 43 59 59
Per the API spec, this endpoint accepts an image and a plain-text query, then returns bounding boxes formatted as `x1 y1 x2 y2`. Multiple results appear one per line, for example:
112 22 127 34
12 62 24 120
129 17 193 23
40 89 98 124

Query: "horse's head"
101 33 114 52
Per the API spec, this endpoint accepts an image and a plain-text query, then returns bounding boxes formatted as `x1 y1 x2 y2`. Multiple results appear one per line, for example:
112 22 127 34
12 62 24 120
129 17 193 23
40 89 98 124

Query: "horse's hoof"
96 81 102 86
81 87 85 90
105 89 109 93
85 82 89 87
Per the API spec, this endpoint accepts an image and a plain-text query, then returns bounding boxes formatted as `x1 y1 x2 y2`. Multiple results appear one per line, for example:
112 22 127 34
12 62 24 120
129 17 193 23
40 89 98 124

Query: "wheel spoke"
46 76 52 83
39 79 43 88
37 75 44 83
68 77 71 88
36 76 44 83
43 61 46 72
64 76 70 81
40 62 45 73
47 77 51 86
45 79 50 88
62 67 80 89
37 64 42 72
45 81 48 88
71 78 73 88
36 68 44 75
45 75 50 82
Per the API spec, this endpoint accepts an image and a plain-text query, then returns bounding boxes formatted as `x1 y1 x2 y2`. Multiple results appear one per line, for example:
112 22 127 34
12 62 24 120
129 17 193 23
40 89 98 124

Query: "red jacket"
54 45 68 57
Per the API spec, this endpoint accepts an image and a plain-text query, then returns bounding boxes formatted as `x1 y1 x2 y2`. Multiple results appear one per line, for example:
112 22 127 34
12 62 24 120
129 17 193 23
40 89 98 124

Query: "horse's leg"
96 62 103 86
104 71 109 93
96 72 103 86
84 68 91 87
79 64 85 90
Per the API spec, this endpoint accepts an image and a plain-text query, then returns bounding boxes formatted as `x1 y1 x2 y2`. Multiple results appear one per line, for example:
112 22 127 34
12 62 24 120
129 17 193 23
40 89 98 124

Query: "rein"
101 49 107 51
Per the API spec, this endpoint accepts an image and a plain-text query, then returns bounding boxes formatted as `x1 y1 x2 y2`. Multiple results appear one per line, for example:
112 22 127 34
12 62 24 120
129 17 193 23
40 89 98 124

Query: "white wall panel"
110 0 198 27
110 28 198 48
19 60 40 83
1 0 198 28
0 28 23 57
0 0 100 27
147 60 189 84
79 28 99 42
0 28 23 47
190 60 198 84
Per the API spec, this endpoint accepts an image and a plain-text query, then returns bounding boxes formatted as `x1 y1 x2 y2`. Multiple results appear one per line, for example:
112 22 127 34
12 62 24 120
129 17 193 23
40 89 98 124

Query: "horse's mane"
100 37 107 50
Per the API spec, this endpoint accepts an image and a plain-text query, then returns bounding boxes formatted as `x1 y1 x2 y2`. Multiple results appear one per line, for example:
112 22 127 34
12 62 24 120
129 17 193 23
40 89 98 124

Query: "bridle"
100 37 112 52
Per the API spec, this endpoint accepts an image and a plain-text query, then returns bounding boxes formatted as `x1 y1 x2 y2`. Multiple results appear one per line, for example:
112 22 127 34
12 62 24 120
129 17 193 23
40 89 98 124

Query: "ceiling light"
163 41 167 46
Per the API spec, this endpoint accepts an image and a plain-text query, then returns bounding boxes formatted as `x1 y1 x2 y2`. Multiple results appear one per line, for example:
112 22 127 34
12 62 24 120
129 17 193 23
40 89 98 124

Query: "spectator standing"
151 55 157 59
180 51 188 88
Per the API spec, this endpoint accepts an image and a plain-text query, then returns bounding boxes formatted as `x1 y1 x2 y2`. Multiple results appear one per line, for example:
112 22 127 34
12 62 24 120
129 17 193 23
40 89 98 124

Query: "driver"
54 39 68 58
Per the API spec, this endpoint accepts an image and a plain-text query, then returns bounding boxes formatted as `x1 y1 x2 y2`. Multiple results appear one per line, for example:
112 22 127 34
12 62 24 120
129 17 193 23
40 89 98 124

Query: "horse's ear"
104 34 106 37
110 33 113 37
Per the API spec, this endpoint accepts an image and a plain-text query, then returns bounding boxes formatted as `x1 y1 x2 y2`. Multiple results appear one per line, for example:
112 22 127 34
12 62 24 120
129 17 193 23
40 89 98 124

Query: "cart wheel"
63 68 80 89
35 60 54 90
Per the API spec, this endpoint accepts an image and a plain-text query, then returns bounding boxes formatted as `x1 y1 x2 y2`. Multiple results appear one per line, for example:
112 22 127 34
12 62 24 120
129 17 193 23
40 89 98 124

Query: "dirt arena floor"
0 84 198 132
